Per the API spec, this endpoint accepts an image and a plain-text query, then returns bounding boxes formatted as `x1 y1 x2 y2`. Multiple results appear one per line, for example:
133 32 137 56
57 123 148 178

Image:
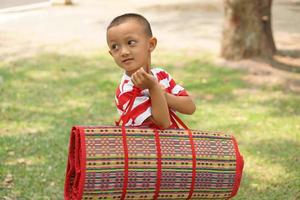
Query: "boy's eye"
128 40 136 46
111 44 119 50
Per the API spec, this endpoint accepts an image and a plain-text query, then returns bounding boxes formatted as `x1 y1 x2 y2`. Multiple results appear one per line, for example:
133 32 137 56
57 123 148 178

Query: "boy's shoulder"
151 67 172 80
116 67 171 96
151 67 167 74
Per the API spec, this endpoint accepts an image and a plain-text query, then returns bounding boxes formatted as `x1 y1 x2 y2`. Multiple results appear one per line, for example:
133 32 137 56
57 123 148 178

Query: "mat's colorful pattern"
65 126 243 200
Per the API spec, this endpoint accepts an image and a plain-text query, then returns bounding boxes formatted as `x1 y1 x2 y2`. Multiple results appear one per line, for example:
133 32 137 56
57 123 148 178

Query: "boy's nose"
120 47 130 57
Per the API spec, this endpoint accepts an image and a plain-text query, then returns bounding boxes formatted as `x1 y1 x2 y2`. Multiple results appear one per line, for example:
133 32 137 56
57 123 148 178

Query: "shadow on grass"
210 122 251 135
236 138 300 200
257 95 300 117
179 58 248 104
2 52 298 199
0 52 119 198
245 138 300 172
267 48 300 73
0 127 70 199
238 171 300 200
277 49 300 59
270 58 300 74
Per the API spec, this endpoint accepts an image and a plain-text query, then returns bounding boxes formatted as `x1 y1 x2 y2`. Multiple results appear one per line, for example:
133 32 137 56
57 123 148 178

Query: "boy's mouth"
122 58 134 63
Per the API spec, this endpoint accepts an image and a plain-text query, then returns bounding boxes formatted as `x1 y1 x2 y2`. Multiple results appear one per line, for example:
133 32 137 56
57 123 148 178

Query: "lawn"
0 52 299 199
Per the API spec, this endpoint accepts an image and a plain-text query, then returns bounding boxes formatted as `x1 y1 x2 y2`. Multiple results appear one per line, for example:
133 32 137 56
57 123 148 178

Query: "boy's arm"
148 84 171 128
132 68 171 128
164 92 196 115
157 70 196 115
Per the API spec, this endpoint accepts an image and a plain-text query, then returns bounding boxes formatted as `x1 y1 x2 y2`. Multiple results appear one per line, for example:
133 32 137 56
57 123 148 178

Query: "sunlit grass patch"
0 52 299 199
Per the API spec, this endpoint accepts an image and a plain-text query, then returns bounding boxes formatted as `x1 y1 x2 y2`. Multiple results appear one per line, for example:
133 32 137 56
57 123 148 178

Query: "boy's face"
107 19 156 76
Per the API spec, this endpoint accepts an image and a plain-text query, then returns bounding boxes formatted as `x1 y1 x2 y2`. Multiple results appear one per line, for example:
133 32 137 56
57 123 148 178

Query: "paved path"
0 0 48 9
0 0 299 61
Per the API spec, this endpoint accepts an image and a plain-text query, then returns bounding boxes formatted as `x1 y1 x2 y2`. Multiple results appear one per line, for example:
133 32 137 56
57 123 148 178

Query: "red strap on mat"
153 129 162 200
119 88 141 199
64 127 86 200
170 111 196 200
186 128 196 200
121 125 129 200
118 86 197 200
229 136 244 199
116 87 140 126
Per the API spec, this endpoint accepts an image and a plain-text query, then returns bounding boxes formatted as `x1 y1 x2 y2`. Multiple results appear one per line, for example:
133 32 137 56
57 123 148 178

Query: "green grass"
0 52 299 199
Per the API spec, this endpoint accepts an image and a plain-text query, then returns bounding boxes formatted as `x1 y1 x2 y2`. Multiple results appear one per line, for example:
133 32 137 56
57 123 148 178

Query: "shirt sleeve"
156 68 188 96
116 90 152 126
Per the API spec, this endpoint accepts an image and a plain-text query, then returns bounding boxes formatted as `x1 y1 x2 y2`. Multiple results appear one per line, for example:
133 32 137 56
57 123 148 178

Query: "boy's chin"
123 66 141 75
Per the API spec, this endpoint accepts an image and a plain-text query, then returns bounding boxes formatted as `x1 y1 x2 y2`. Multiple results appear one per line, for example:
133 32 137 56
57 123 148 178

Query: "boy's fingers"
132 78 140 87
138 68 147 76
135 69 142 77
132 74 138 84
134 73 143 83
132 74 142 87
133 76 139 84
139 67 145 72
131 73 136 80
132 68 154 89
159 83 165 90
138 68 150 78
131 75 136 84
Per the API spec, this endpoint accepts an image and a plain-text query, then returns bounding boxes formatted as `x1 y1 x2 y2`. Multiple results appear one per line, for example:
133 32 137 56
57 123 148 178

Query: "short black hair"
107 13 153 37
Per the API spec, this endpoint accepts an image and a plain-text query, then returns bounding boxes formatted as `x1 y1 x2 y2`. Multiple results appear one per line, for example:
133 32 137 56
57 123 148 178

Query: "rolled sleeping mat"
64 125 244 200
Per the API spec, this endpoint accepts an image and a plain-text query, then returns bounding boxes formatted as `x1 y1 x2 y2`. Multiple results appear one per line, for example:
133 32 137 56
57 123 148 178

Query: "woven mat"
64 126 243 200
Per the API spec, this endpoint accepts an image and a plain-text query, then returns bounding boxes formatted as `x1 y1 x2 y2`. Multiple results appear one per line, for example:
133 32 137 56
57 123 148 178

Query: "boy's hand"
159 83 166 91
132 68 158 90
159 83 167 97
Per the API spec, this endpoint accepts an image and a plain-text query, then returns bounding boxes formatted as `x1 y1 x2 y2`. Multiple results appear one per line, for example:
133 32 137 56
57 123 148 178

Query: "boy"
106 13 196 129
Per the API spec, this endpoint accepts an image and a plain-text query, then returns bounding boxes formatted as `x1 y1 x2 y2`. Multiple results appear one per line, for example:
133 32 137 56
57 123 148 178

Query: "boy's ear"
149 37 157 52
108 50 112 56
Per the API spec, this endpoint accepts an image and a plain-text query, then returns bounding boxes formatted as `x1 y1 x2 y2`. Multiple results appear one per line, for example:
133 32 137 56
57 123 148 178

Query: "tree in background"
221 0 276 60
51 0 73 5
64 0 73 5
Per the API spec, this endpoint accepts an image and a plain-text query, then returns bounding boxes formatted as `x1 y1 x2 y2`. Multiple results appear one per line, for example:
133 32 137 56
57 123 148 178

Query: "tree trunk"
221 0 276 60
51 0 73 5
64 0 73 5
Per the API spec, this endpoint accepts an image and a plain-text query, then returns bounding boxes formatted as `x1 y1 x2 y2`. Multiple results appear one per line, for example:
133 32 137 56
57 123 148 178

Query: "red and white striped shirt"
115 68 188 127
